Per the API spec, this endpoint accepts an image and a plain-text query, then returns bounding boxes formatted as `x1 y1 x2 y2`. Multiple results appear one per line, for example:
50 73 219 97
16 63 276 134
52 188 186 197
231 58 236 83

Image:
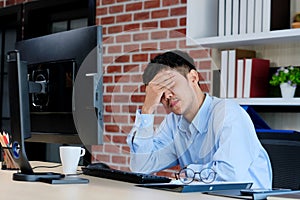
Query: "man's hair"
142 50 196 85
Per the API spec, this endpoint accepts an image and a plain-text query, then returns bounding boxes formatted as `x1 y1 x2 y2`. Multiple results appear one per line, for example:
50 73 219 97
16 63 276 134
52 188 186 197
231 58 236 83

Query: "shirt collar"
190 93 212 134
177 93 212 135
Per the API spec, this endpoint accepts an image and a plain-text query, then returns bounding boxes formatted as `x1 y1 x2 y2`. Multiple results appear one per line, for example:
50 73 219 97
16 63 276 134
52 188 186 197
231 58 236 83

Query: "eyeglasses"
174 167 217 184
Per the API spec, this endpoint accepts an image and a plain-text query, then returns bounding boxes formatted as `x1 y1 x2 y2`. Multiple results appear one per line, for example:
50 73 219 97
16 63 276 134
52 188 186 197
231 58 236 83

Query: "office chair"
258 132 300 190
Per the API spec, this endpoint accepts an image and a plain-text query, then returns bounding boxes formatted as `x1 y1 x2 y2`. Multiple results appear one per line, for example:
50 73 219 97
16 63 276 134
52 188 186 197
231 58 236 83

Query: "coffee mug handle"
80 148 86 157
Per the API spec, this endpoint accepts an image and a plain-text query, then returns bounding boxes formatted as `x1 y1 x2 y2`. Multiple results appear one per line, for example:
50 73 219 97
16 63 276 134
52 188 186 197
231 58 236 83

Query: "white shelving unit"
186 0 300 49
187 0 300 107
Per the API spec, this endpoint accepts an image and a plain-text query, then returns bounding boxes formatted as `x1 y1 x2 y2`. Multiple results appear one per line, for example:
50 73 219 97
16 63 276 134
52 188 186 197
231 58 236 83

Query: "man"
126 50 272 189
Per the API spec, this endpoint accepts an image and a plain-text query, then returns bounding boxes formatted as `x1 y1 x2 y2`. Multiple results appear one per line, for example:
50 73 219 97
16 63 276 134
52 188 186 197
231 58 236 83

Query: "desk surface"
0 162 228 200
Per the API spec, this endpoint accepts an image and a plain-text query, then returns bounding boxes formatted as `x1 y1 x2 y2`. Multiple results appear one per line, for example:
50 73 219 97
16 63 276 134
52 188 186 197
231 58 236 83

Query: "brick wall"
0 0 213 176
94 0 212 176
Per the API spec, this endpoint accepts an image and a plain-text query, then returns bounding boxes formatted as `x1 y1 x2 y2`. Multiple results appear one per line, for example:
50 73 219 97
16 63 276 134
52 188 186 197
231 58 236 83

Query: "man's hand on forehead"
149 70 176 90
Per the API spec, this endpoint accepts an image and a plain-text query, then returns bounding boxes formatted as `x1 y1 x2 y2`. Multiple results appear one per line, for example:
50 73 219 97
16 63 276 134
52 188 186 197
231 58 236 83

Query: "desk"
0 162 228 200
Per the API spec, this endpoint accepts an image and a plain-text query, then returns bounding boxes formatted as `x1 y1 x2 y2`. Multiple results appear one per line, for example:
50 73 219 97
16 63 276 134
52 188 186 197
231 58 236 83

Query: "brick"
140 85 146 92
105 124 120 132
189 49 210 59
102 0 116 5
160 41 177 50
199 60 212 69
133 33 149 41
169 29 185 38
103 115 112 123
103 36 114 44
161 19 177 28
151 30 167 40
113 94 131 103
170 6 186 16
131 74 142 82
105 105 121 113
144 0 160 9
122 145 131 153
201 85 210 94
103 94 112 103
134 12 150 21
180 17 186 26
106 85 121 93
112 115 129 124
112 135 127 143
122 105 139 113
126 2 142 12
116 34 131 43
108 25 123 34
124 64 139 73
124 23 140 32
92 154 110 163
115 74 130 83
116 14 132 23
109 5 124 14
142 21 158 29
132 53 148 62
92 145 104 152
123 44 140 53
163 0 179 6
103 56 115 64
141 42 158 51
104 144 121 153
151 9 169 19
101 16 115 25
108 45 122 54
115 55 130 63
112 155 127 164
122 85 139 93
96 7 108 16
106 65 122 73
103 75 113 83
131 95 145 103
179 39 187 49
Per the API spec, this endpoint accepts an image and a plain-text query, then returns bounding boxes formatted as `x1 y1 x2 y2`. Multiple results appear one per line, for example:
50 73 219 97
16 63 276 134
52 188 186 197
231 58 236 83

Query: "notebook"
137 181 252 193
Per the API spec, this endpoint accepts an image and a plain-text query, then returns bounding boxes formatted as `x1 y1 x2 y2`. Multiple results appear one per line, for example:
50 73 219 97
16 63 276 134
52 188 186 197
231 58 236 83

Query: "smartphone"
240 188 291 195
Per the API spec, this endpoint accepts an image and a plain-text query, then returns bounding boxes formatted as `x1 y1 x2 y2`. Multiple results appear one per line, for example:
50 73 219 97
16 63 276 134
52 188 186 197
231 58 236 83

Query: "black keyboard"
82 167 171 184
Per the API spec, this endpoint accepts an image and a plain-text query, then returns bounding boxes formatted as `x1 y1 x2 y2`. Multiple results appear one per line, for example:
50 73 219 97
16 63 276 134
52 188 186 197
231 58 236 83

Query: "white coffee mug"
59 146 85 175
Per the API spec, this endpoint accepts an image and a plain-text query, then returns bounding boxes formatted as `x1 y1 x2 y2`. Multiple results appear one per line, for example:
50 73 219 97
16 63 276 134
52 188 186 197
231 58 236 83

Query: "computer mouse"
86 162 110 170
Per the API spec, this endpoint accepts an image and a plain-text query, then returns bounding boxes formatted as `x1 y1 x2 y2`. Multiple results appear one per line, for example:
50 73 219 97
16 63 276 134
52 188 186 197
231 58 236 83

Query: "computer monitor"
14 25 103 145
6 26 103 181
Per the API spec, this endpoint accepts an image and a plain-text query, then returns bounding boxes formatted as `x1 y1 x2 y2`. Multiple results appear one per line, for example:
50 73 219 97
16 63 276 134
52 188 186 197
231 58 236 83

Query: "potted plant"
269 66 300 98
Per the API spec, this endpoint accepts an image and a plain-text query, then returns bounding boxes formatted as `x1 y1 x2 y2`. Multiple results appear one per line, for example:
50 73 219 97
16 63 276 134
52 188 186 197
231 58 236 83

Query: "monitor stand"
13 172 64 182
7 50 64 182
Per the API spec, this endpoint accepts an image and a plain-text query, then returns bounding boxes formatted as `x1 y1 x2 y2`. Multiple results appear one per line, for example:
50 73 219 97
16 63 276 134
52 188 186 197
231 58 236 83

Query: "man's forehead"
142 63 170 85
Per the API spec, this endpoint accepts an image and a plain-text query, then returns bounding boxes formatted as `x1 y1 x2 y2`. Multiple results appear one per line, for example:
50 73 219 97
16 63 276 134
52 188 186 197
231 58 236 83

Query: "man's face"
160 70 196 115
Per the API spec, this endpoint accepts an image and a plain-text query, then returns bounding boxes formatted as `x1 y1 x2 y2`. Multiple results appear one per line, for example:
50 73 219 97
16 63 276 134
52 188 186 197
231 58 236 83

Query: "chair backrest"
258 132 300 190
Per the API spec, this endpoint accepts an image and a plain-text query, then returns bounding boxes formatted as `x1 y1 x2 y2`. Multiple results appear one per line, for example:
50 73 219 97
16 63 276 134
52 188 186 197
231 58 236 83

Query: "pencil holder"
1 146 19 170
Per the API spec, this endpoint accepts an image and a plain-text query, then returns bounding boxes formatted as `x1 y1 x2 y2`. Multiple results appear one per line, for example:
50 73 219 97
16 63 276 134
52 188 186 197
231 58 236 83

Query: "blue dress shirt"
127 94 272 189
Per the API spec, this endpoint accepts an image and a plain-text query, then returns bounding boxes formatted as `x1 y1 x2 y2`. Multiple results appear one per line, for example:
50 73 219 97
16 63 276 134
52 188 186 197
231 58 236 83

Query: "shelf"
233 98 300 106
187 29 300 48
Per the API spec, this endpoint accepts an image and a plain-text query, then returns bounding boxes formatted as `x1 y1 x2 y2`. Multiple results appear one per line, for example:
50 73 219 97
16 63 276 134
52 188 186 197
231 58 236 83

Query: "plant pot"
292 22 300 28
280 83 296 98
